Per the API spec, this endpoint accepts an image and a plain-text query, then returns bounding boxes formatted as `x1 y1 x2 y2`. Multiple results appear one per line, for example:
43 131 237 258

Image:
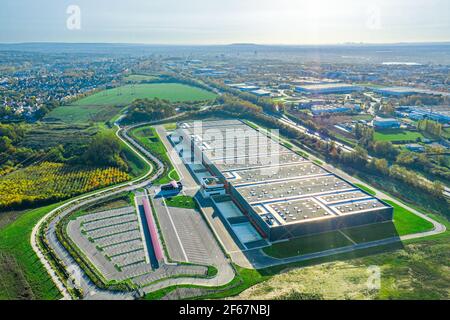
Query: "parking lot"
68 206 152 280
152 196 225 265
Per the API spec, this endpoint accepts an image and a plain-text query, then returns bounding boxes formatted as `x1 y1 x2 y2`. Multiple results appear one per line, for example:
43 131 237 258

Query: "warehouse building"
372 86 450 97
373 117 401 129
176 119 393 241
311 104 361 115
295 83 362 95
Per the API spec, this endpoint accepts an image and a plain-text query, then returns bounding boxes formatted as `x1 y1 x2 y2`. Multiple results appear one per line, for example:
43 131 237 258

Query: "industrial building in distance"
177 119 393 241
295 83 363 95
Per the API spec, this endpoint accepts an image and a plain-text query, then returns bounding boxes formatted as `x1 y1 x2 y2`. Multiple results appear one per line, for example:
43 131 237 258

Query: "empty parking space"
68 206 154 281
95 230 142 247
85 222 139 239
111 249 147 268
102 239 144 257
78 207 135 223
82 214 137 231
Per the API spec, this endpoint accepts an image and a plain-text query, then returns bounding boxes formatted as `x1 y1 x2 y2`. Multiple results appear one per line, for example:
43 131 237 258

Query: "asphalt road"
31 120 234 300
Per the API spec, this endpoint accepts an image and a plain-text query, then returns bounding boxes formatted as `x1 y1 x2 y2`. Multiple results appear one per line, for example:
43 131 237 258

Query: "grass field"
236 224 450 300
164 196 196 209
44 105 123 123
123 74 159 83
130 125 180 185
354 183 376 196
0 203 62 300
19 123 98 150
374 129 425 142
73 83 217 106
385 200 434 235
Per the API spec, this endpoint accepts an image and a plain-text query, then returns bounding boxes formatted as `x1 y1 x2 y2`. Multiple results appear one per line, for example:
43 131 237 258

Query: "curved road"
31 120 233 300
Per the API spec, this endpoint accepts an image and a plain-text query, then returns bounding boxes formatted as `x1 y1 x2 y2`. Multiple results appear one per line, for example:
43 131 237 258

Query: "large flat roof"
296 83 360 90
215 153 306 172
235 175 354 204
204 143 291 161
226 162 329 186
178 119 391 227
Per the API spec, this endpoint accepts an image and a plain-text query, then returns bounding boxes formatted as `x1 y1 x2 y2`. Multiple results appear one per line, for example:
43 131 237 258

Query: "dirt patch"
0 251 35 300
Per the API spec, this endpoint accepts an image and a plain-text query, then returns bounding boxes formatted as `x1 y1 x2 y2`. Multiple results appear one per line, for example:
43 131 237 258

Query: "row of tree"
417 119 443 137
124 98 176 123
353 122 450 181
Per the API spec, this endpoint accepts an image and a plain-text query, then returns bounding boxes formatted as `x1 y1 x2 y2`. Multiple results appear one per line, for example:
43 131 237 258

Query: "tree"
125 98 176 123
83 132 127 171
0 136 13 153
432 181 444 197
371 141 398 160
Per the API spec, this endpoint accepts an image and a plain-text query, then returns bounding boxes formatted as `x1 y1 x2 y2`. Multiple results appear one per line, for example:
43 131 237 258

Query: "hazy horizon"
1 0 449 45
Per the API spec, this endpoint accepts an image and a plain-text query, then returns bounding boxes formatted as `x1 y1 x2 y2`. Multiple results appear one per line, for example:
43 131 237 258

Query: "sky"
1 0 449 45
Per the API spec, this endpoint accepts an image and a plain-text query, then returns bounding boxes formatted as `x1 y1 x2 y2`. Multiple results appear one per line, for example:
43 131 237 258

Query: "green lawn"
354 183 376 196
73 83 217 106
130 126 180 185
340 202 434 244
313 159 323 166
123 74 159 83
0 203 62 300
374 130 425 142
263 231 353 259
385 200 434 235
44 105 123 123
164 196 196 209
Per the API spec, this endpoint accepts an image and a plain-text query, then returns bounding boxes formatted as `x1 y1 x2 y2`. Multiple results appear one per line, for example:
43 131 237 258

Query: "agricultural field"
17 123 98 151
72 83 217 106
130 125 180 185
43 105 123 124
374 129 425 143
0 162 130 209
